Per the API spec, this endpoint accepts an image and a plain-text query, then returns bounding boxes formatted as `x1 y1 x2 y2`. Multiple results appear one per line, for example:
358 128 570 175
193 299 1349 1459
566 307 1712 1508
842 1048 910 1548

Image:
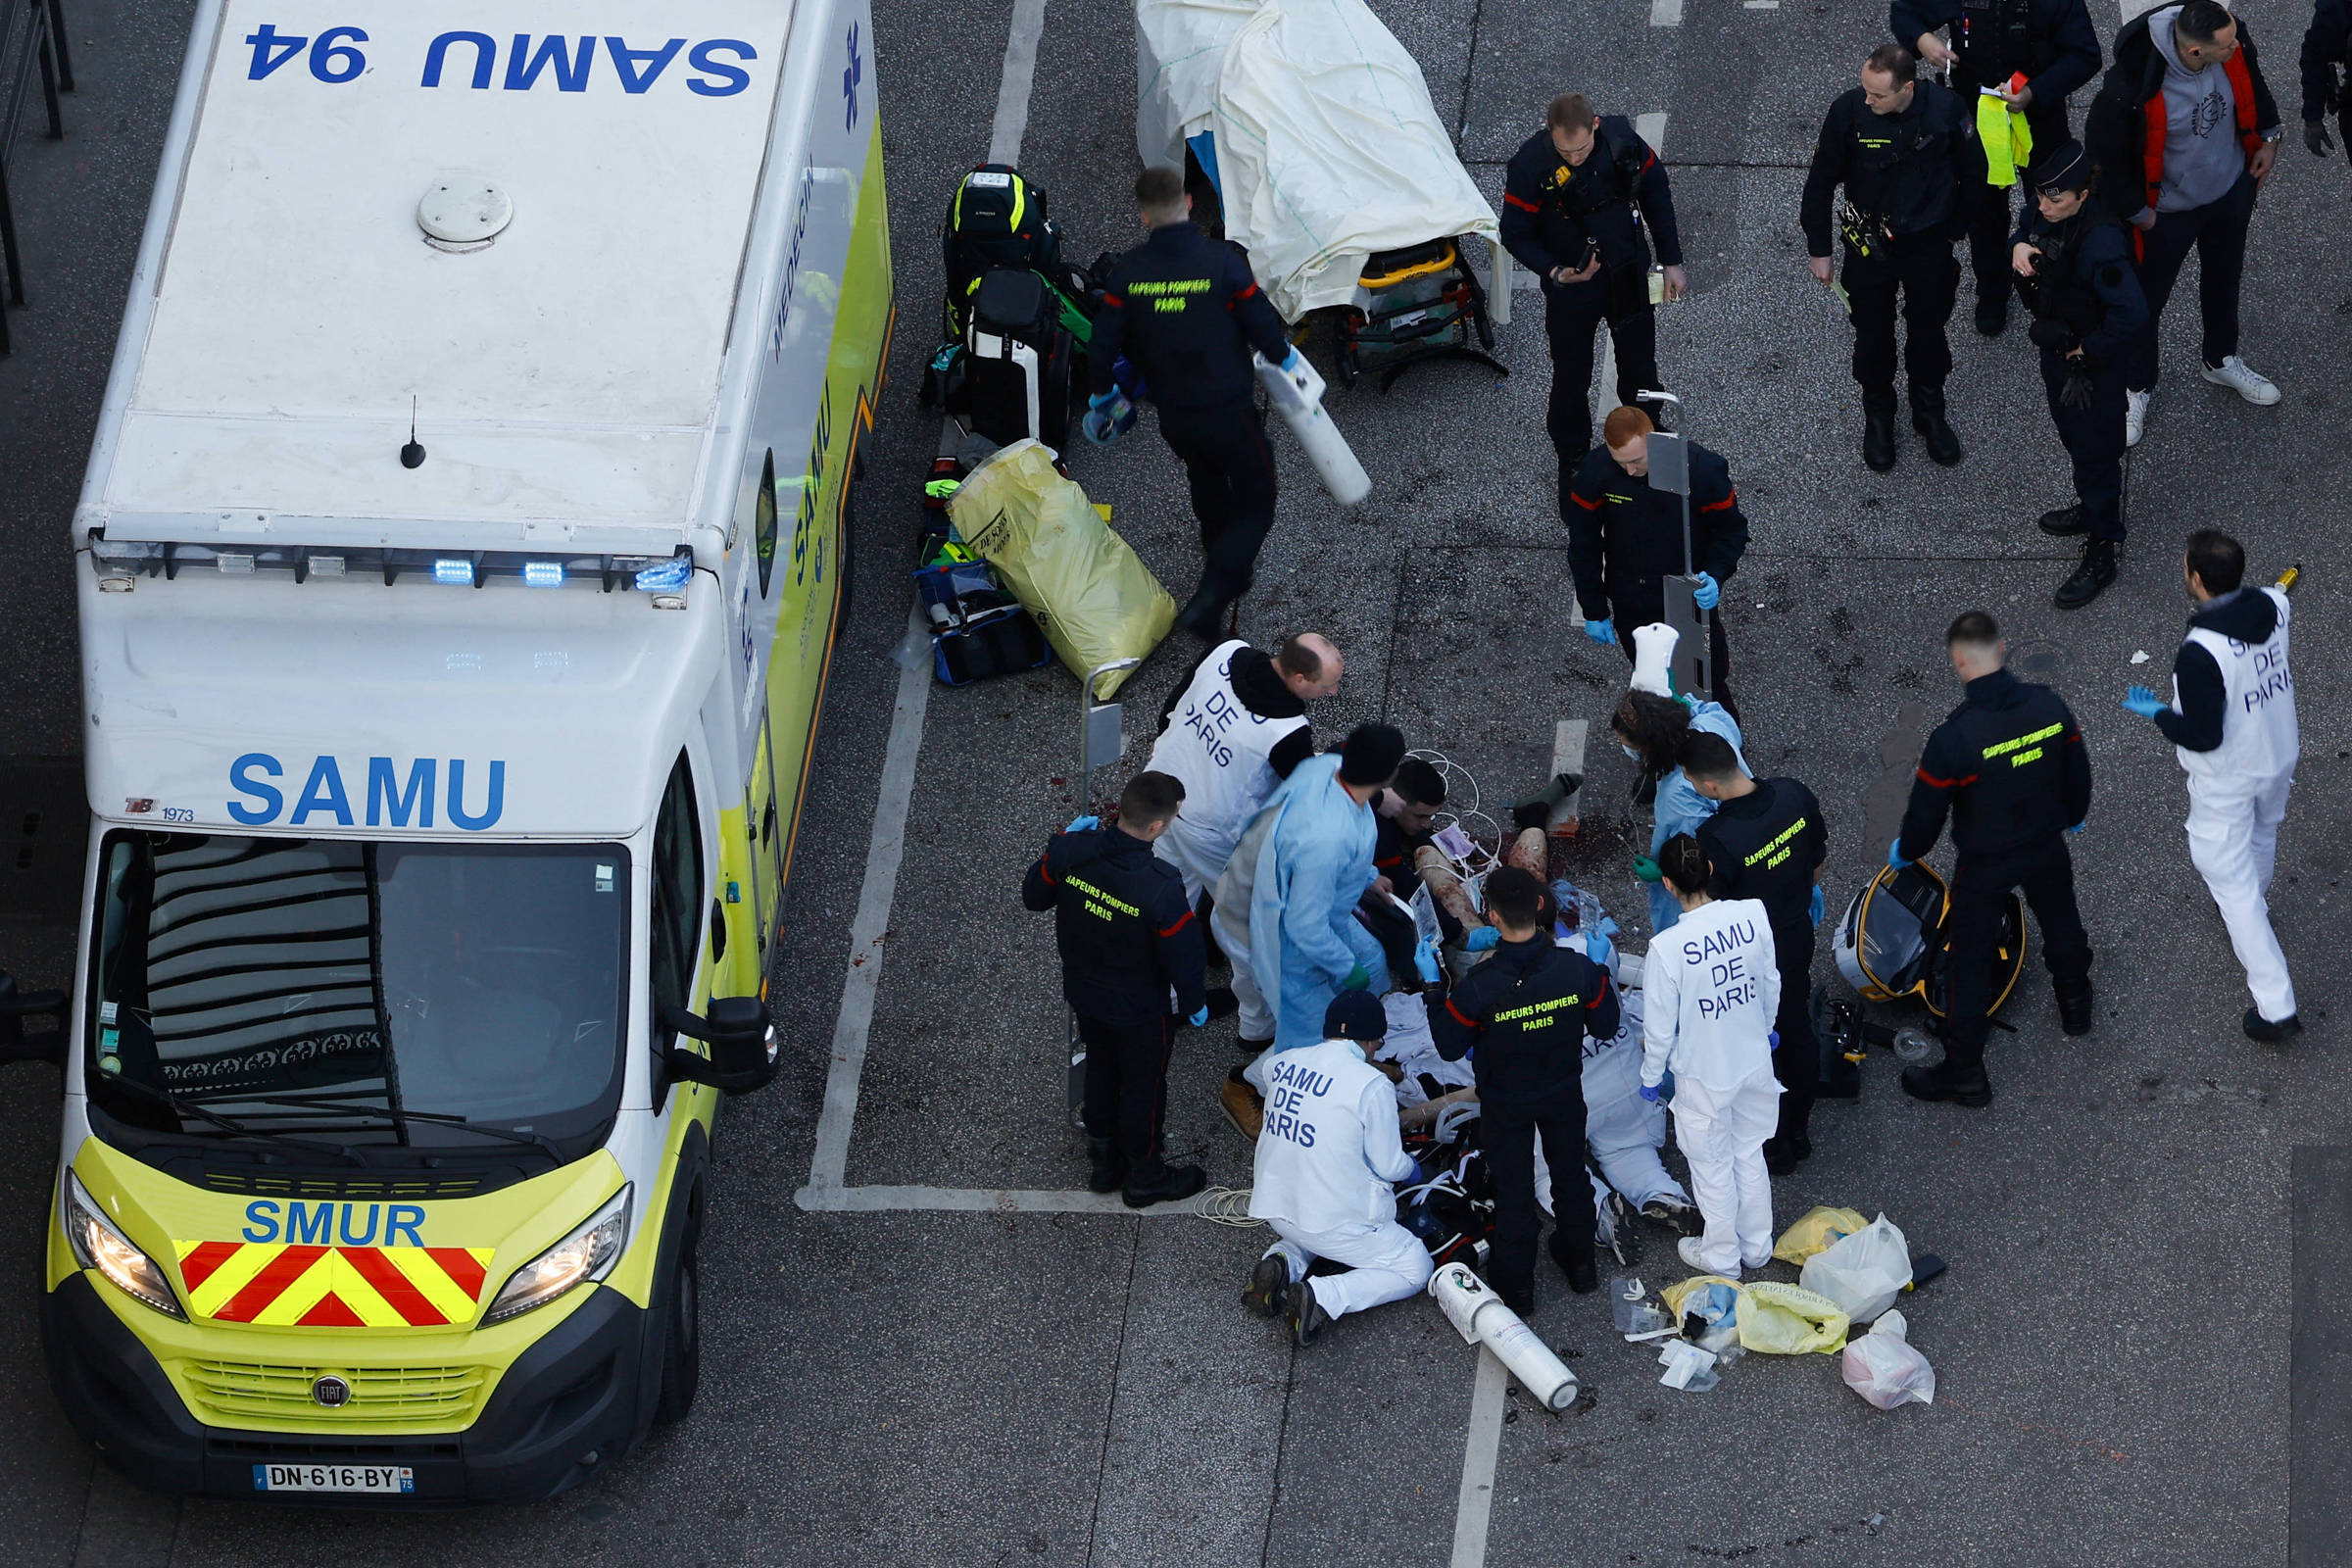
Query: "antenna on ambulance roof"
400 398 426 469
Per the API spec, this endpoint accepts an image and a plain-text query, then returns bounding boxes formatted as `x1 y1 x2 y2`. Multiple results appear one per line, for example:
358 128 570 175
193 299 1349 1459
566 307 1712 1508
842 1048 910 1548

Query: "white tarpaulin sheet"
1210 0 1497 320
1137 0 1259 169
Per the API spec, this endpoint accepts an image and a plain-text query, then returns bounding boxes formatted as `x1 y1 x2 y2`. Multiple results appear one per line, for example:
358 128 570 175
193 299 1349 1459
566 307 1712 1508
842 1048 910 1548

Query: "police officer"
1565 404 1748 707
1802 43 1985 472
1089 166 1299 638
1683 733 1830 1174
1500 93 1688 510
1892 0 2101 334
2011 142 2149 611
1892 612 2094 1107
2122 530 2302 1040
1021 771 1210 1205
1432 866 1620 1315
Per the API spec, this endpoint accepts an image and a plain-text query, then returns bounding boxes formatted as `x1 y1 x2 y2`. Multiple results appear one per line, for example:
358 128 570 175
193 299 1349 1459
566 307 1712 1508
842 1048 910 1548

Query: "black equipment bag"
942 164 1063 340
964 269 1076 453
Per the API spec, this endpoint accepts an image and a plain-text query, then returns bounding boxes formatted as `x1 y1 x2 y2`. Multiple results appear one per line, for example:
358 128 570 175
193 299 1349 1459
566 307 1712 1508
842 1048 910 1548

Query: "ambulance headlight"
62 1169 183 1319
484 1185 631 1325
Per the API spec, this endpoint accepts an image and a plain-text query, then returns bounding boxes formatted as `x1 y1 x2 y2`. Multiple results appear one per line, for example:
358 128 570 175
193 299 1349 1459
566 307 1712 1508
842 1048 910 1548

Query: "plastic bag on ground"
1800 1213 1914 1323
1735 1282 1850 1355
1661 1274 1740 1327
1772 1205 1869 1266
1841 1308 1935 1408
947 440 1174 697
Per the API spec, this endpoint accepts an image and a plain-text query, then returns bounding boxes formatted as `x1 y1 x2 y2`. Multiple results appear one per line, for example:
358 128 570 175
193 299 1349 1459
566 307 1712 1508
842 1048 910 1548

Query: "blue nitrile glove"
1281 346 1305 374
1586 616 1617 647
1632 853 1662 883
1692 571 1721 611
1768 1030 1782 1052
1886 839 1911 871
1342 963 1371 992
1413 937 1443 985
1465 925 1500 953
1809 884 1826 926
1190 1005 1210 1027
1401 1157 1429 1187
1586 929 1614 969
1640 1083 1663 1102
1066 814 1100 833
2068 822 2084 835
1081 390 1134 447
2122 684 2167 719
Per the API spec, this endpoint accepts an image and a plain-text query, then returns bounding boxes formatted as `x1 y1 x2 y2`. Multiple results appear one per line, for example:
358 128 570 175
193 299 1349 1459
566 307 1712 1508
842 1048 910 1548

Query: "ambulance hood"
82 574 717 841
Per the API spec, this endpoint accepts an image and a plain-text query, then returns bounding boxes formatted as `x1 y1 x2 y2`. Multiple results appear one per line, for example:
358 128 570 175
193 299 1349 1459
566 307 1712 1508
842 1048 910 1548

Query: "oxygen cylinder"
1253 351 1372 507
1428 1262 1581 1412
1630 623 1679 697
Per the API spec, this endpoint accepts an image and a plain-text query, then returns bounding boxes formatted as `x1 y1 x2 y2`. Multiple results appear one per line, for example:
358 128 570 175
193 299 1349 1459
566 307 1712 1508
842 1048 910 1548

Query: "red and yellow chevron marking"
173 1241 494 1328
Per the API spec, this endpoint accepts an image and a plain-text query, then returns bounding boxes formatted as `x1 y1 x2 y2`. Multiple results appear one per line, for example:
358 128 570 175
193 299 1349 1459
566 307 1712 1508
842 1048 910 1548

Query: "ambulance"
0 0 892 1502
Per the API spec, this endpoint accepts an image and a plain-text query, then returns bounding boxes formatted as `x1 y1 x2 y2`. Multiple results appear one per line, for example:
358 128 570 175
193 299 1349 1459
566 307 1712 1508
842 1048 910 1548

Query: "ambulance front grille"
198 1170 487 1201
179 1359 488 1425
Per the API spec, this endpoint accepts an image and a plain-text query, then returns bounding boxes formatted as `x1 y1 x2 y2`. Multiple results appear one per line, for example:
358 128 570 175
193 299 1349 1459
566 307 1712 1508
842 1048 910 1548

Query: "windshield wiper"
189 1090 565 1163
98 1074 365 1165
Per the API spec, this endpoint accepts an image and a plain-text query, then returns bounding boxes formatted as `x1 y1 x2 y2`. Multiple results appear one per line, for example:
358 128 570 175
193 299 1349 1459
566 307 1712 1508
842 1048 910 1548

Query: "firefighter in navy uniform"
1565 404 1749 709
1089 166 1298 639
1022 771 1210 1205
1892 612 2095 1108
1683 734 1830 1174
1802 43 1985 473
1499 92 1689 510
2300 0 2352 163
2011 141 2150 611
1431 867 1620 1317
1891 0 2101 333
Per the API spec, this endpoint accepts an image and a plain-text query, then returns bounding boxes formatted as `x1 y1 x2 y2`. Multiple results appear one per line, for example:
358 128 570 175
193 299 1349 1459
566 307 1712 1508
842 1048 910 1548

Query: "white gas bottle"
1253 351 1372 507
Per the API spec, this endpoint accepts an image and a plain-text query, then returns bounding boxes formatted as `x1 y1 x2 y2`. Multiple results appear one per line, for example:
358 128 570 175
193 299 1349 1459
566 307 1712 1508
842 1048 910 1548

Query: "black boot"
2244 1008 2305 1042
1549 1237 1599 1294
1974 291 2009 337
1087 1137 1125 1196
1900 1062 1992 1107
2054 540 2118 610
2037 504 2089 537
1511 772 1584 832
2056 981 2094 1037
1201 986 1239 1022
1863 403 1899 472
1762 1133 1813 1176
1123 1160 1207 1209
1911 386 1965 466
1174 584 1231 641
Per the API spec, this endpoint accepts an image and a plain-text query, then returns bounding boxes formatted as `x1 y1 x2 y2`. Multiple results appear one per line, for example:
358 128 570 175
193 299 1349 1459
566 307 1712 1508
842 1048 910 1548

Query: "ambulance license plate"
253 1463 414 1494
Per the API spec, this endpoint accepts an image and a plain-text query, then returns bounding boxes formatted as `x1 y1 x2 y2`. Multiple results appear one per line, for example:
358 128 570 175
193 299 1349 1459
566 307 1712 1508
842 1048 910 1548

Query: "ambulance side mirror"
0 971 67 1070
661 998 779 1096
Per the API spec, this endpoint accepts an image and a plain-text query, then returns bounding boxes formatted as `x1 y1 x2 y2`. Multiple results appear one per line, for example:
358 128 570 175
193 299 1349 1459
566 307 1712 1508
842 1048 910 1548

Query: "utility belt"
1838 199 1886 260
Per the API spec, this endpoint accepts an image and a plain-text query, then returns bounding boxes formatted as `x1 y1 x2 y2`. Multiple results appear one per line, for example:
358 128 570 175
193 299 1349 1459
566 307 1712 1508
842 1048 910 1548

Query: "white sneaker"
1677 1235 1736 1278
2201 355 2281 406
2125 388 2149 448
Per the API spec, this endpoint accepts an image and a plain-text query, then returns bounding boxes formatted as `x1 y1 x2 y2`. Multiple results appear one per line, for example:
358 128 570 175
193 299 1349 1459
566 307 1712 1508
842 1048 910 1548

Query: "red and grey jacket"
2086 8 2280 245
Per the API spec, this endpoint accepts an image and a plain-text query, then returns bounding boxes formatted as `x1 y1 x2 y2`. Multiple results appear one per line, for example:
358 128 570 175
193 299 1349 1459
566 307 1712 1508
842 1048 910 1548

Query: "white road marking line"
804 605 935 1197
1635 111 1669 151
1650 0 1684 24
1744 2 1781 10
1550 719 1588 826
1447 1348 1512 1568
987 0 1051 167
805 0 1051 1200
795 1184 1218 1214
2118 0 2172 19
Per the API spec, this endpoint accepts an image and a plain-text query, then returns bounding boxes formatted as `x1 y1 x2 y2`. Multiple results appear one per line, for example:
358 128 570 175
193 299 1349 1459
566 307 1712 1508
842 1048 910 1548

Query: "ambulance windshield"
83 831 631 1158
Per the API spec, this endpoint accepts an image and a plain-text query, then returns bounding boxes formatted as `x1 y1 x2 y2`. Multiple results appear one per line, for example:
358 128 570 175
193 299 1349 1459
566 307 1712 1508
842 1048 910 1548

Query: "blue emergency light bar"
86 535 695 597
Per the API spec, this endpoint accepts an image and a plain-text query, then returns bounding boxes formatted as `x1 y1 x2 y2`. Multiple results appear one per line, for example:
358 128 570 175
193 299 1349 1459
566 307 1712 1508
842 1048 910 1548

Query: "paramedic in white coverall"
2122 529 2302 1041
1243 990 1433 1347
1641 833 1782 1278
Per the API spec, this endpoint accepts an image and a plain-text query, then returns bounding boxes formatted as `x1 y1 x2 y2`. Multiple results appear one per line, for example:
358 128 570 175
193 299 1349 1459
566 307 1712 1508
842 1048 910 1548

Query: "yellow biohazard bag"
1773 1205 1870 1266
948 439 1174 698
1735 1282 1850 1355
1661 1274 1740 1323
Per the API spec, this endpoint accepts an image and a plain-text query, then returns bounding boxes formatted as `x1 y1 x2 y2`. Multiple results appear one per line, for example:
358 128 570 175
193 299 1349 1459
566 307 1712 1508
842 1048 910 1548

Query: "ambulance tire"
834 485 856 636
653 1191 705 1426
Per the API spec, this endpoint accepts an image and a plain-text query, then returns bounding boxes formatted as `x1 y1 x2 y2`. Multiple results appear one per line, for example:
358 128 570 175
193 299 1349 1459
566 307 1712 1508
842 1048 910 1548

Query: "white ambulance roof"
97 0 796 547
83 576 713 840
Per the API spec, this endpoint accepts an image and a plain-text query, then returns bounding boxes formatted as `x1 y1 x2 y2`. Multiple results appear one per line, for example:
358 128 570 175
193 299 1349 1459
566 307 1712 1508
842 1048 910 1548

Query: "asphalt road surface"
3 0 2349 1563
